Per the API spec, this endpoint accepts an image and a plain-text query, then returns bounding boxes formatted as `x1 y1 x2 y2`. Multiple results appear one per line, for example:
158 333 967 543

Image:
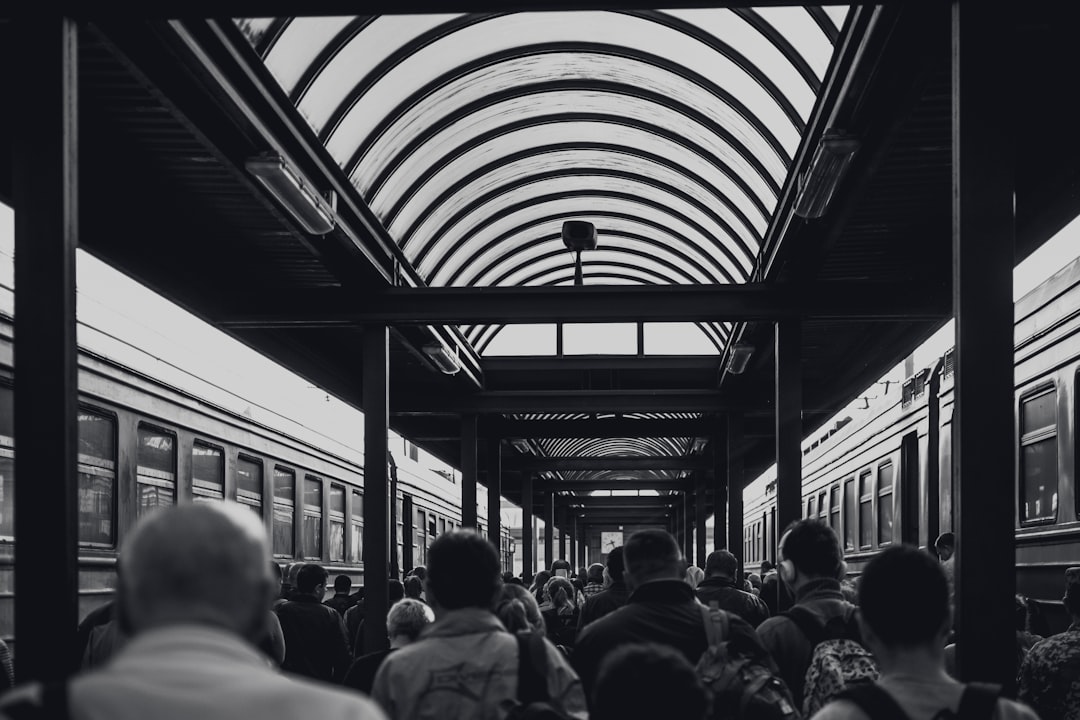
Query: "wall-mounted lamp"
509 438 532 454
793 131 860 219
422 342 461 375
562 220 598 286
689 437 709 454
246 153 336 235
725 343 754 374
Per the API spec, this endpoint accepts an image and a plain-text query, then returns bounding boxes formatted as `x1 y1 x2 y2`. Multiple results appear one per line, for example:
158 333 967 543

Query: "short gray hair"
387 598 434 641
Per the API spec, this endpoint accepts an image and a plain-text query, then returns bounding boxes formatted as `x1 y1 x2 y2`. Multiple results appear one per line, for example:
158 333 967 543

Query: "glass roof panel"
753 7 837 76
563 323 637 355
481 323 557 356
823 6 851 31
644 323 720 355
260 16 356 98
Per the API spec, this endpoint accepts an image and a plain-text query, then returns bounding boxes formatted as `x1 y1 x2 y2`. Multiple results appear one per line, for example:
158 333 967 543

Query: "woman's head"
545 576 576 610
496 583 545 634
530 570 552 593
685 566 705 588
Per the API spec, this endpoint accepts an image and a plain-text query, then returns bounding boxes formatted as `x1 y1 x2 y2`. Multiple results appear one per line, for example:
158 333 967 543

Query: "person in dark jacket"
760 559 795 617
572 529 771 699
323 575 355 616
578 546 630 632
696 549 770 628
274 563 352 683
344 598 433 694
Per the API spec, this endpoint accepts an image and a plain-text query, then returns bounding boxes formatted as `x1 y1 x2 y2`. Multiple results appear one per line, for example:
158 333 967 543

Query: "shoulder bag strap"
957 682 1001 720
836 683 911 720
699 605 729 649
783 605 825 647
516 632 550 705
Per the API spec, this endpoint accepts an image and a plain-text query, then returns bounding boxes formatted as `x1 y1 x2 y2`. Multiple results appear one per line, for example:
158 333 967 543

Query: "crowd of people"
0 502 1076 719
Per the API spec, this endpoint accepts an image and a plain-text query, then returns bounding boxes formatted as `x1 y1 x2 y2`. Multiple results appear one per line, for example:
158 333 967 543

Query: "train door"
900 432 921 545
402 493 415 572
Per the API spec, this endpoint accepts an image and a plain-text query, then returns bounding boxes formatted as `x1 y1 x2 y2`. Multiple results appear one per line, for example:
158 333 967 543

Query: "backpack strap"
783 605 827 647
957 682 1001 720
699 604 730 649
516 632 551 705
835 683 911 720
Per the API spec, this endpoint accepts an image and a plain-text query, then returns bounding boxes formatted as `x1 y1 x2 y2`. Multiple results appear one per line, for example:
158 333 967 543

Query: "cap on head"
587 563 605 583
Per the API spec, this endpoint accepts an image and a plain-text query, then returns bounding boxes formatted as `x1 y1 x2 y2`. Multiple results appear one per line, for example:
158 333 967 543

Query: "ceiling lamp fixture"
793 130 860 219
422 342 461 375
725 343 754 374
562 220 598 286
246 153 336 235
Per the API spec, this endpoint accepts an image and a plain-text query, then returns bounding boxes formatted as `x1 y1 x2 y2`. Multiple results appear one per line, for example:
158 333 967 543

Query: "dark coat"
274 593 352 682
696 575 771 628
572 579 771 696
577 582 631 632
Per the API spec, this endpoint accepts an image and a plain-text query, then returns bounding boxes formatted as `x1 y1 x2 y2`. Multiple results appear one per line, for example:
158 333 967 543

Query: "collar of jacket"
628 578 696 604
290 593 322 604
421 608 505 638
698 575 738 589
794 577 844 603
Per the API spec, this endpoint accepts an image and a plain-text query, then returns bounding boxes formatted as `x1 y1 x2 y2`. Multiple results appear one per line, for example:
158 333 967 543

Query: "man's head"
778 519 844 591
593 643 708 720
858 545 950 655
118 503 273 641
550 559 572 576
296 564 329 599
586 563 605 584
386 598 435 648
623 529 683 589
705 550 739 580
404 575 424 599
409 566 427 582
425 529 502 612
286 561 305 589
934 532 956 562
605 546 625 585
1063 567 1080 619
333 574 351 595
761 560 775 574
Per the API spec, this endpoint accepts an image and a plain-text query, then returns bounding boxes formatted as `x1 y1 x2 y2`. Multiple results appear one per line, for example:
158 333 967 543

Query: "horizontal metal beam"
559 496 676 509
492 417 712 439
506 455 707 472
568 508 672 520
544 479 692 492
393 389 725 414
484 356 721 373
217 282 951 328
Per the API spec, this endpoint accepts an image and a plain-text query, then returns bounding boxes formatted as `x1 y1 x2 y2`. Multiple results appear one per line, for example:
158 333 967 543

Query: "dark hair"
426 530 502 610
546 576 576 610
296 564 328 594
587 563 605 583
624 529 682 581
550 559 571 573
859 545 949 647
593 643 708 720
270 562 282 581
706 550 738 578
408 566 427 581
333 574 351 593
530 570 552 594
780 520 842 578
606 546 625 578
404 575 423 599
934 532 955 552
508 576 524 586
389 579 405 605
496 584 545 634
761 560 775 573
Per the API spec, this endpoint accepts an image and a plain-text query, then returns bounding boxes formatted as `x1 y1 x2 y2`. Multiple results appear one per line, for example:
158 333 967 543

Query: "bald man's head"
119 503 273 641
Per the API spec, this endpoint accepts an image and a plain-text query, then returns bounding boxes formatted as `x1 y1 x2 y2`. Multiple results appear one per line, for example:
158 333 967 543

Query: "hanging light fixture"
562 221 598 286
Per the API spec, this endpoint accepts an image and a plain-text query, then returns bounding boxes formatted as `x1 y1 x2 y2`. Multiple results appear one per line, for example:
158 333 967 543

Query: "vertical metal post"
714 430 728 551
559 505 569 560
775 322 803 550
681 492 692 560
13 14 79 682
460 414 478 528
402 494 414 572
521 474 534 581
544 491 555 569
486 437 501 547
569 514 577 571
695 472 707 567
727 414 745 583
362 324 390 654
952 0 1015 686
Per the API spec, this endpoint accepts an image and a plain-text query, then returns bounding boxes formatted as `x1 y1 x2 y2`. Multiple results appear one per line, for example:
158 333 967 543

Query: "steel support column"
681 493 693 561
521 474 534 582
362 324 390 653
695 473 707 567
714 430 728 552
728 415 745 583
544 491 555 570
14 14 79 682
569 514 577 573
486 438 501 547
775 321 803 548
460 413 478 529
952 1 1015 686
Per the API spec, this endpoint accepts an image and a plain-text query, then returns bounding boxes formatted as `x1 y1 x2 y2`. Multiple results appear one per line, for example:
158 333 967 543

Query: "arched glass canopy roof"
237 8 848 356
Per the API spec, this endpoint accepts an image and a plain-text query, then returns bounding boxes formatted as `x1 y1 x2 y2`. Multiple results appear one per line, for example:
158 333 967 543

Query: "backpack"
784 605 879 716
695 605 801 720
837 681 1001 720
506 632 573 720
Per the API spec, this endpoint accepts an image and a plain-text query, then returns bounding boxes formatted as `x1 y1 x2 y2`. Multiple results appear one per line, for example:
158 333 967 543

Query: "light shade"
246 154 336 235
793 131 860 219
725 343 754 374
422 342 461 375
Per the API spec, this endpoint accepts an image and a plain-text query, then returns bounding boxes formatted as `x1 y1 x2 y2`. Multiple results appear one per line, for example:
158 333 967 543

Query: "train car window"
272 467 295 557
878 462 894 545
858 470 873 549
329 484 345 562
77 410 116 546
818 491 828 523
807 497 815 519
350 490 363 564
191 442 224 503
0 386 11 541
829 486 840 533
439 517 446 535
842 479 855 552
1020 386 1058 525
136 425 176 518
235 455 263 516
415 508 428 566
303 476 323 559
